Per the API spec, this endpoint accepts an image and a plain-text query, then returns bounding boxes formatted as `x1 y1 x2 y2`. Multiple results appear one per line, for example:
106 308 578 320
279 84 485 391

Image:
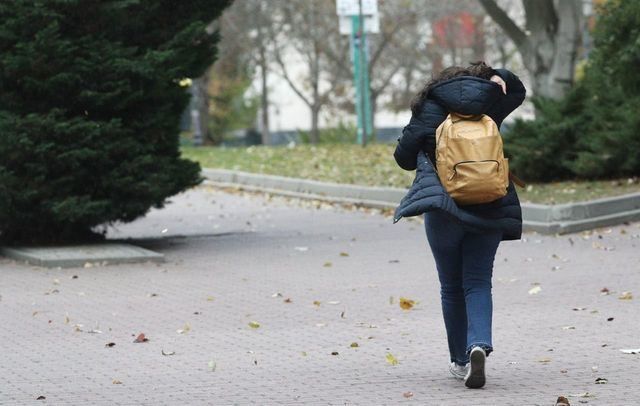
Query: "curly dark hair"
410 61 495 115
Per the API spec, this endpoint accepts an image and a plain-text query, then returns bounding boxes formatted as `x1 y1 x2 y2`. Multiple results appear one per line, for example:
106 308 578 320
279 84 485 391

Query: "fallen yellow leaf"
386 352 399 365
248 321 260 329
176 322 191 334
619 291 633 300
399 297 415 310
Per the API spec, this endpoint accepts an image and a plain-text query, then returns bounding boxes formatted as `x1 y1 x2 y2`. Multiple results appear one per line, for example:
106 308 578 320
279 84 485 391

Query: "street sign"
336 0 377 146
339 13 379 34
336 0 378 16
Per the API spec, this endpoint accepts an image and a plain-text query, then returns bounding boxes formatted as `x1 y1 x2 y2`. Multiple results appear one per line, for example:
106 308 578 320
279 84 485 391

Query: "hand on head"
490 75 507 94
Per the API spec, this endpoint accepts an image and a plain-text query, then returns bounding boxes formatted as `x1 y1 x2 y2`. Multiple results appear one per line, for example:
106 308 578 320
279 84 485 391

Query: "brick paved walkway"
1 185 639 405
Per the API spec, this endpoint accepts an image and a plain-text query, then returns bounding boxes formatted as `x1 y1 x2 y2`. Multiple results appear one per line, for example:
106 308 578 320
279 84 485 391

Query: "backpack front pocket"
447 160 506 204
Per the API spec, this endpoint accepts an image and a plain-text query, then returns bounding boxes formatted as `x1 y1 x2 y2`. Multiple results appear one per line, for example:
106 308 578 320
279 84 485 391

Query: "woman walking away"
393 62 526 389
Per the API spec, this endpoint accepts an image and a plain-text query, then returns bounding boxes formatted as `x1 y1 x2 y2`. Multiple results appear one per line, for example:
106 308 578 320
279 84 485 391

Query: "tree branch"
272 47 312 108
479 0 528 48
369 16 408 70
372 64 402 96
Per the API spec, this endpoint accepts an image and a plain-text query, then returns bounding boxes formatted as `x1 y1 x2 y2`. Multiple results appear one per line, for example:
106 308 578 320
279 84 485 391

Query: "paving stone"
0 185 638 405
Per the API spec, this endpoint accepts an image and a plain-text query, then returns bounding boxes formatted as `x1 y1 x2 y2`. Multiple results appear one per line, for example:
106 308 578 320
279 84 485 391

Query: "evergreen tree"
506 0 640 181
570 1 640 178
0 0 232 243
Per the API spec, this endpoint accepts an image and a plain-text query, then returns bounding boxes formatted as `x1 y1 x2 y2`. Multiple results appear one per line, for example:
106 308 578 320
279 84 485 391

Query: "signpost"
336 0 378 146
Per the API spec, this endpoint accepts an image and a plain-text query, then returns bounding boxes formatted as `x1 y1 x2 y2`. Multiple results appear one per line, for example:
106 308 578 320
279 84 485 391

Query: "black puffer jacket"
393 69 526 240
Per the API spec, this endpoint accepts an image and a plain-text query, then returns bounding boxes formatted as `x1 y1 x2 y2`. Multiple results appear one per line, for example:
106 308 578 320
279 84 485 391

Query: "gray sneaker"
464 347 486 388
449 362 469 380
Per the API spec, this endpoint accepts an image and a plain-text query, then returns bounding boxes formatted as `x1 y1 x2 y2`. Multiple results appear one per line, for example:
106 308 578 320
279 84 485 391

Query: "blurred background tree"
211 0 518 144
506 0 640 181
0 0 232 243
480 0 584 100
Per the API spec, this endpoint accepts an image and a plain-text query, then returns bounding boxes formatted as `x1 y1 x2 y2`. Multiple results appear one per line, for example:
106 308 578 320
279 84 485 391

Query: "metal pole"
351 15 364 145
358 0 367 146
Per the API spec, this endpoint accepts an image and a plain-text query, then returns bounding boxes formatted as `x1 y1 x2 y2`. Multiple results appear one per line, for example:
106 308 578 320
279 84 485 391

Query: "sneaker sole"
464 349 486 389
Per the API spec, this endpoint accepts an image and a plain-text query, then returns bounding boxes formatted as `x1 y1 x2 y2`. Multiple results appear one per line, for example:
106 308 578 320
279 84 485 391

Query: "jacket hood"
428 76 502 115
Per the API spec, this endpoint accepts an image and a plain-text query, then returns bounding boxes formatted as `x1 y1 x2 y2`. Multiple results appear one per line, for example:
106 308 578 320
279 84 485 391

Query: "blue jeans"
424 211 502 366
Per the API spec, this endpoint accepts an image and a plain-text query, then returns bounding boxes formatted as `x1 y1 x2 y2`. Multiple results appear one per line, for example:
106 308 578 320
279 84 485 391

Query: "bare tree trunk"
480 0 583 100
310 105 320 144
540 0 583 99
472 14 486 61
190 76 210 145
259 52 270 145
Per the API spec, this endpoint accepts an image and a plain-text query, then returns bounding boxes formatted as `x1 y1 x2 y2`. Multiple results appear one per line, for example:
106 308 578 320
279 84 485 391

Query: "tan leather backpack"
435 113 509 205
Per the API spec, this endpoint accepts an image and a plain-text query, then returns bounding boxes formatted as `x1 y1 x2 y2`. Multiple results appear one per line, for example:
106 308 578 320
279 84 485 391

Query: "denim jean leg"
461 230 502 356
425 212 468 365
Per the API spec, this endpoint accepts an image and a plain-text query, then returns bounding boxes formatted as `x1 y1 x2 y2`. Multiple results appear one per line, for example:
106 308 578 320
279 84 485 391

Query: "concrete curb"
202 168 640 234
1 243 164 268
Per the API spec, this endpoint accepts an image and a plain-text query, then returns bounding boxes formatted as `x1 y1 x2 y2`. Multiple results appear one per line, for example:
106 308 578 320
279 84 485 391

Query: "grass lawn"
181 144 640 205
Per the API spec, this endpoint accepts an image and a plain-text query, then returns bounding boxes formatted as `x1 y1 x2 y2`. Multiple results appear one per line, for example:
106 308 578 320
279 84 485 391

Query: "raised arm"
393 100 447 170
486 68 526 126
